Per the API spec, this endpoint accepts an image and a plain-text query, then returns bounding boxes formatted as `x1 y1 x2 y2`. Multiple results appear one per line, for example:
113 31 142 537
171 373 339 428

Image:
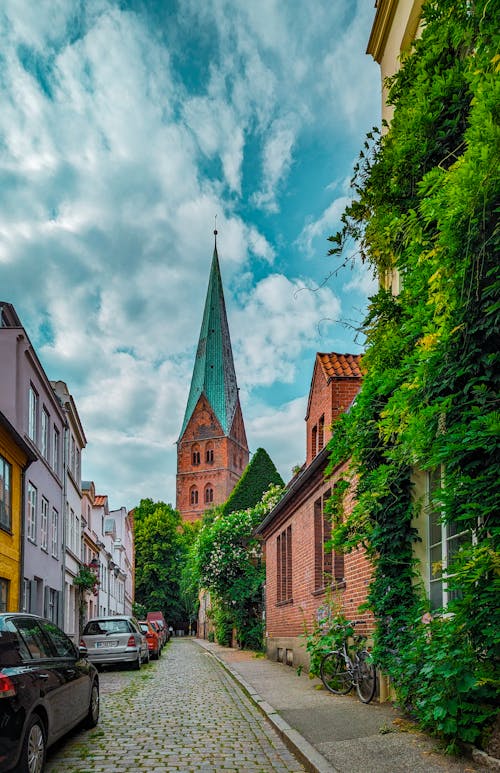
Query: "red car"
138 621 161 660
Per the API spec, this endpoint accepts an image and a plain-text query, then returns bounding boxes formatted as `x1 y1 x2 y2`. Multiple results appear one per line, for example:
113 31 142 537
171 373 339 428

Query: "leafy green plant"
321 0 499 751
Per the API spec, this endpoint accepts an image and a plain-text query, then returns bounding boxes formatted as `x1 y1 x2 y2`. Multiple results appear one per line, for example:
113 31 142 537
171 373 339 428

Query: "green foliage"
132 601 147 619
134 498 195 625
195 485 284 650
393 613 499 754
323 0 500 751
73 565 99 594
222 447 284 516
300 593 353 677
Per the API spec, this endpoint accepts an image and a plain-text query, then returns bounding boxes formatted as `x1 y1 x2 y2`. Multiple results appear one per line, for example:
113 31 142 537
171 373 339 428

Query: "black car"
0 613 99 773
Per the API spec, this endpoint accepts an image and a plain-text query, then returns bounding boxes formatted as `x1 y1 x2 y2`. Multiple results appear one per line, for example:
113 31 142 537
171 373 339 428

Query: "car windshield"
139 623 148 633
84 620 131 635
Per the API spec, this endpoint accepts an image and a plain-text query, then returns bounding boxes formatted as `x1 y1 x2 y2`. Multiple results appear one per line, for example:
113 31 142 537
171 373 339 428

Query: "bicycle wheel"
355 650 376 703
320 651 352 694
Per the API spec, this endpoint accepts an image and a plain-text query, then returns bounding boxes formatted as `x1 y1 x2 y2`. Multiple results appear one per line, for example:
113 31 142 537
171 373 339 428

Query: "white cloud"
246 395 308 484
232 273 342 387
298 195 352 259
0 0 378 510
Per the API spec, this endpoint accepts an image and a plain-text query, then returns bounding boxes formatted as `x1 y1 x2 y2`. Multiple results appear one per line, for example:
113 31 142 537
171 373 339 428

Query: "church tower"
176 232 249 522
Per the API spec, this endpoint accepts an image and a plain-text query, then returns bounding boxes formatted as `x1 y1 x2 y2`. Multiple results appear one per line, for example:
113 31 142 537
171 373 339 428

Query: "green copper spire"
178 234 239 440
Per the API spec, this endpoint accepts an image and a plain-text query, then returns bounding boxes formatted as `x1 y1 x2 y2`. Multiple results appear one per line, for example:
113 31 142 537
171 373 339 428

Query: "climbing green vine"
325 0 499 752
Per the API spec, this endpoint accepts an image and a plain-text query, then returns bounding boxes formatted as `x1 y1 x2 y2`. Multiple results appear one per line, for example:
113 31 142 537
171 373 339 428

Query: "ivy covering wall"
325 0 499 751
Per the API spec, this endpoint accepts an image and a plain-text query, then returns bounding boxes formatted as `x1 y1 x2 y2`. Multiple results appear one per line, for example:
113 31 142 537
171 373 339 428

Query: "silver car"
80 616 149 670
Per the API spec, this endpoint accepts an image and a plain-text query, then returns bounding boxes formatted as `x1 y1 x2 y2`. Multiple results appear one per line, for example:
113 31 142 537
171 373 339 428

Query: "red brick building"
176 235 249 522
256 353 374 670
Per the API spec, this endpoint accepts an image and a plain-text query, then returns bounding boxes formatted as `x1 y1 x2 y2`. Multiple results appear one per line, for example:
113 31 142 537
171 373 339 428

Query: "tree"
325 0 499 751
134 499 188 626
222 447 284 516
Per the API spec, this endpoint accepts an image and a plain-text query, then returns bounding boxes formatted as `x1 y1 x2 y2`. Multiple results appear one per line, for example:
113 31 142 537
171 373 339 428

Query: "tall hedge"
222 447 284 516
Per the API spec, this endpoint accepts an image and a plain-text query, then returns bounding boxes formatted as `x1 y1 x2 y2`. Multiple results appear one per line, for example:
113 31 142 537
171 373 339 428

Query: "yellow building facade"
0 413 35 612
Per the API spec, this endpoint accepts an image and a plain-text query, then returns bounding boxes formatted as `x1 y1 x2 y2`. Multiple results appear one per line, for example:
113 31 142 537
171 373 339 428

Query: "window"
14 618 52 659
40 498 49 551
318 415 325 451
22 578 31 613
276 525 292 603
313 490 343 591
27 483 37 542
51 508 58 557
0 454 12 531
427 469 471 610
0 578 8 612
28 386 38 443
70 436 76 478
41 618 74 655
192 445 201 466
190 487 199 505
75 448 81 483
69 508 75 554
205 486 214 504
205 443 214 464
53 427 60 475
311 425 317 458
41 408 49 459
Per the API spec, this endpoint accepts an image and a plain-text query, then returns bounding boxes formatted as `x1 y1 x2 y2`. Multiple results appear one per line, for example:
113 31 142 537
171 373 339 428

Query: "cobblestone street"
45 638 306 773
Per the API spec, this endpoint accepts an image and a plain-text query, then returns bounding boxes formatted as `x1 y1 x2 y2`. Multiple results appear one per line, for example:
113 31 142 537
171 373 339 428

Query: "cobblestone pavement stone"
45 638 306 773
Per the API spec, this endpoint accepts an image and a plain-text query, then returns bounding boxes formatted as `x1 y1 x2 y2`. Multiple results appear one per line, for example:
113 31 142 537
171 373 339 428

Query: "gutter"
255 444 333 535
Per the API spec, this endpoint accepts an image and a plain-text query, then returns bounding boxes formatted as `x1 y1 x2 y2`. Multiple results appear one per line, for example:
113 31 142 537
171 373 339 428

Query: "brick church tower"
176 233 249 522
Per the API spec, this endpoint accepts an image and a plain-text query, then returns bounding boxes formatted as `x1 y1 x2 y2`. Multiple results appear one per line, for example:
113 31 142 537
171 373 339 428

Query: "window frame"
0 454 12 531
276 525 292 604
27 482 37 543
40 497 49 551
28 386 38 444
427 468 472 611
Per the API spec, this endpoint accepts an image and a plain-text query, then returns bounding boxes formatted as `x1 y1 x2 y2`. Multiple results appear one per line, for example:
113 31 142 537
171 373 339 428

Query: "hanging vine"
325 0 499 752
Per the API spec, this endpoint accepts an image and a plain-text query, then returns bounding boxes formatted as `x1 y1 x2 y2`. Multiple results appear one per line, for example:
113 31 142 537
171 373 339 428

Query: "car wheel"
143 648 150 665
132 651 141 670
83 681 100 728
18 714 46 773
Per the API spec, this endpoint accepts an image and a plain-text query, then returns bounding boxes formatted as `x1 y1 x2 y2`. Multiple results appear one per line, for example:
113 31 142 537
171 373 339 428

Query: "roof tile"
318 352 362 379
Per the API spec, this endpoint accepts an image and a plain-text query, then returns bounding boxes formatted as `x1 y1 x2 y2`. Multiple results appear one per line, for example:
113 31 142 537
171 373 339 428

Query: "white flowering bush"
195 485 283 648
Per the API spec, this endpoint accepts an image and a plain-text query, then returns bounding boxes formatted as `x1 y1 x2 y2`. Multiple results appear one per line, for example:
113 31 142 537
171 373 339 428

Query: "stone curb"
196 641 338 773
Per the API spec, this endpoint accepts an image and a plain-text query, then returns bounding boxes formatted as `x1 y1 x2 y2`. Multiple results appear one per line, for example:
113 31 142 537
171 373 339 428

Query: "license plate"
96 640 117 648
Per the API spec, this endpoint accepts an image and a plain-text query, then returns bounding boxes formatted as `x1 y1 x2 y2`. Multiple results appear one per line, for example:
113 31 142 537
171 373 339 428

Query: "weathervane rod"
214 214 218 248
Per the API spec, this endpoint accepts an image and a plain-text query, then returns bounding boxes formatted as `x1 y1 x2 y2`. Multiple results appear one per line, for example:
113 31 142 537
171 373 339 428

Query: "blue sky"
0 0 379 510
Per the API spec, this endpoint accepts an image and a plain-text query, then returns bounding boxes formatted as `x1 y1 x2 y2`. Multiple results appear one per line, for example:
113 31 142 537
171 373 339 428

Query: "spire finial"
214 215 218 248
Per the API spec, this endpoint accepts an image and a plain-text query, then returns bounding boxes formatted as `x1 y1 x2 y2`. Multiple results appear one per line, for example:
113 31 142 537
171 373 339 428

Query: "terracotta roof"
318 352 362 380
94 495 107 506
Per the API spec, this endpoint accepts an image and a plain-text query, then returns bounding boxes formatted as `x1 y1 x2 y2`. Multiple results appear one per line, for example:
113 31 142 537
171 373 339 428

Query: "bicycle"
319 621 376 704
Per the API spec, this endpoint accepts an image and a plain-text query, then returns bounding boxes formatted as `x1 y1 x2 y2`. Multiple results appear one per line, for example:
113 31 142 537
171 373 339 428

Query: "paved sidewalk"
195 638 494 773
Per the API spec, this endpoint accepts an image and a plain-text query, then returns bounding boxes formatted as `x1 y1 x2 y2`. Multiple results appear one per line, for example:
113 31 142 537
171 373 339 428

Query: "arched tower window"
190 487 198 505
205 442 214 464
205 485 214 504
192 444 201 466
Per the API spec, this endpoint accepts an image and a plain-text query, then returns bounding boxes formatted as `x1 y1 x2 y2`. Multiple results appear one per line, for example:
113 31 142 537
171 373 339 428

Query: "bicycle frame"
320 623 377 704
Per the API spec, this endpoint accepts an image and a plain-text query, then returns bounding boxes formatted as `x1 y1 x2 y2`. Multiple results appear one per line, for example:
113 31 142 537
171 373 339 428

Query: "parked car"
0 612 99 773
138 621 161 659
146 611 167 645
148 620 164 650
80 616 149 670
